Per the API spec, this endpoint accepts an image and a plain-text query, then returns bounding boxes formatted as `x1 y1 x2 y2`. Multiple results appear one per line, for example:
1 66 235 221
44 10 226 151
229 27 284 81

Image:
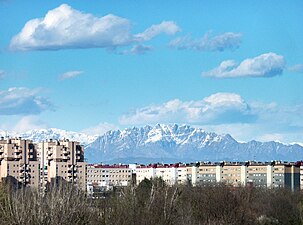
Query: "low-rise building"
87 164 133 196
136 163 188 185
189 161 300 190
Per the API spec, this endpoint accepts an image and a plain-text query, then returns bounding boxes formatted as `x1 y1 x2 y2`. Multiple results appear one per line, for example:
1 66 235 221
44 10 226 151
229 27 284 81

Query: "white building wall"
215 166 222 183
240 165 247 185
266 165 273 187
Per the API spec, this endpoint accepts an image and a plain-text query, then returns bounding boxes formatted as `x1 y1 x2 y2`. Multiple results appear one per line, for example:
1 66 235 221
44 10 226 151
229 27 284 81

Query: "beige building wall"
0 138 40 188
196 165 217 185
220 164 243 186
37 139 87 191
87 165 132 187
246 164 268 188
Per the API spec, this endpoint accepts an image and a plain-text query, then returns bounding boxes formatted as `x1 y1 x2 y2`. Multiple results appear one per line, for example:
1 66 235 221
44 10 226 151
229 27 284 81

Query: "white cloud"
10 4 180 51
119 93 303 144
169 32 242 52
202 52 285 78
59 70 83 80
12 116 48 133
134 21 180 42
0 115 48 134
0 87 54 115
288 64 303 73
119 93 255 125
82 122 118 136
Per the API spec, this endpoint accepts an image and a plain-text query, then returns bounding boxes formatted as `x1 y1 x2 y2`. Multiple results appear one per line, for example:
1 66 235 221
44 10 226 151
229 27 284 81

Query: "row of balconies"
19 172 30 184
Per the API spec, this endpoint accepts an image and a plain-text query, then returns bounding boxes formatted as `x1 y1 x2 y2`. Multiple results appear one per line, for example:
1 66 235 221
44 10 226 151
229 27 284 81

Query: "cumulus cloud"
120 94 303 144
0 87 54 115
59 70 83 80
82 122 118 136
169 32 242 52
134 21 180 42
202 52 285 78
288 64 303 73
10 4 180 51
119 93 256 125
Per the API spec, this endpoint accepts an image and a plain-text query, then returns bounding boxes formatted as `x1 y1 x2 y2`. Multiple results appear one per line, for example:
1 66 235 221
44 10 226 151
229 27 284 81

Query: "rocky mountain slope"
85 124 303 163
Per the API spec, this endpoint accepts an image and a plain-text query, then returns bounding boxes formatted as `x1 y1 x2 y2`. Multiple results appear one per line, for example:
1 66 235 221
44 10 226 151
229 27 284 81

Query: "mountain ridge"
85 124 303 163
1 124 302 164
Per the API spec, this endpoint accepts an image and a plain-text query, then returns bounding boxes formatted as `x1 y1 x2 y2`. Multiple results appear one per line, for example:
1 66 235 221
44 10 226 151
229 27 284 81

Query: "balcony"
62 156 70 161
47 151 53 156
14 154 22 160
19 174 30 184
67 167 77 173
62 150 70 155
14 148 22 154
76 150 81 155
67 172 77 178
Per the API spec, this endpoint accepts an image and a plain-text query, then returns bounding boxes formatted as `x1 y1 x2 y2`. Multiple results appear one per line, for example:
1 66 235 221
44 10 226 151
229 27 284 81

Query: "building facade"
136 163 188 185
36 139 87 191
0 137 40 188
189 161 300 190
87 164 133 196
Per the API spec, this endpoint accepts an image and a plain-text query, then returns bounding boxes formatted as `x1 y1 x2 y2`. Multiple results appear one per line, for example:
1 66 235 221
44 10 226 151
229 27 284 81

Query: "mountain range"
1 124 303 164
0 128 97 145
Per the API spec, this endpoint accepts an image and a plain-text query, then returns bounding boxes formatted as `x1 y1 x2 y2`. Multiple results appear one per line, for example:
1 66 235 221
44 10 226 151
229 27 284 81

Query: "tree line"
0 178 303 225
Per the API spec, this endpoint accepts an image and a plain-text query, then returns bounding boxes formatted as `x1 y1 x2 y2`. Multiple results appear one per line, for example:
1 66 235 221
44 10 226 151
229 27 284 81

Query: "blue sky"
1 0 303 143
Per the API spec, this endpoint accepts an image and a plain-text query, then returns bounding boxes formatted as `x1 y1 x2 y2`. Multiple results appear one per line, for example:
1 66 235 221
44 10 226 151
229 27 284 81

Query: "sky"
0 0 303 144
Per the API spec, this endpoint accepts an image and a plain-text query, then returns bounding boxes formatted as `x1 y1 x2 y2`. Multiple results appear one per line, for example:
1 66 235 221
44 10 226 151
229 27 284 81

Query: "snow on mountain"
2 124 302 164
85 124 303 164
0 128 97 145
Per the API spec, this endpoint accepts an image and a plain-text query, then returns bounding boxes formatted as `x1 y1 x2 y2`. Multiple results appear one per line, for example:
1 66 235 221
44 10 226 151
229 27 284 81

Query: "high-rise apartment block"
0 137 40 188
36 139 86 191
0 137 86 191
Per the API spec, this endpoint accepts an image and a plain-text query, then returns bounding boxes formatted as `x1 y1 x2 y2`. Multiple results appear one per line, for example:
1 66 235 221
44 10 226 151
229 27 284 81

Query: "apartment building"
87 164 133 187
195 163 219 185
189 161 300 190
300 164 303 190
0 137 40 188
36 139 87 191
246 162 271 188
87 164 133 196
271 162 300 190
136 163 188 185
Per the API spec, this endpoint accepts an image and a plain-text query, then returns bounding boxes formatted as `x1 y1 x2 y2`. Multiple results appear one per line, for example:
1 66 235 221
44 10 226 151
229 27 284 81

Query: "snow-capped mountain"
0 128 97 145
2 124 302 164
85 124 303 164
